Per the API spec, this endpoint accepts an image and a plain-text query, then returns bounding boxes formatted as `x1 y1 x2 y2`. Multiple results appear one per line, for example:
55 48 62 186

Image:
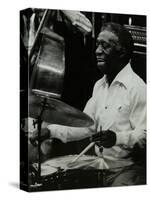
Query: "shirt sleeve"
47 80 102 143
47 97 96 143
116 82 146 148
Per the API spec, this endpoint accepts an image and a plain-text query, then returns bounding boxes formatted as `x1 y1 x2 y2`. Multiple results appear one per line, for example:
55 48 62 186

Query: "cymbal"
29 94 94 127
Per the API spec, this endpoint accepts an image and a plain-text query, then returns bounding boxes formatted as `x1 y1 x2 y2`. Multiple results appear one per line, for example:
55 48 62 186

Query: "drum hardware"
29 92 94 182
29 155 113 191
29 150 134 191
30 97 47 180
28 96 95 184
28 110 128 190
30 155 98 190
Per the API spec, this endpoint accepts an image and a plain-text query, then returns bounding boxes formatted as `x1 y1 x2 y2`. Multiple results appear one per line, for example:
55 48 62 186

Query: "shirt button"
105 106 107 109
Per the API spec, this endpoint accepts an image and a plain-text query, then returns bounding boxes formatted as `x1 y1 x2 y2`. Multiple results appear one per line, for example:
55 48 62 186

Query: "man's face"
95 30 122 74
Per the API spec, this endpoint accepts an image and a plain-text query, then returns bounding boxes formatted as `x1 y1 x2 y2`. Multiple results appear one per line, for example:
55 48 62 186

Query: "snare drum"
29 154 109 191
41 154 98 174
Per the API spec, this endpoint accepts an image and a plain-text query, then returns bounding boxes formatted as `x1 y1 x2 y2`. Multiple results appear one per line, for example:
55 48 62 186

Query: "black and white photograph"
19 8 147 192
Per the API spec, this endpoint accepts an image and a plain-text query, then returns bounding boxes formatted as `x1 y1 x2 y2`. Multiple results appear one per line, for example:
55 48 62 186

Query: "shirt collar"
102 63 133 89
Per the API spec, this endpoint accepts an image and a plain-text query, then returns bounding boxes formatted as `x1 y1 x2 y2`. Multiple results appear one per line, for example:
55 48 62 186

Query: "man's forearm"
47 124 95 143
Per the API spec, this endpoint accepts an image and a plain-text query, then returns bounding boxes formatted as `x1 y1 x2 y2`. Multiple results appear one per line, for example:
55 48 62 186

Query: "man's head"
96 22 134 75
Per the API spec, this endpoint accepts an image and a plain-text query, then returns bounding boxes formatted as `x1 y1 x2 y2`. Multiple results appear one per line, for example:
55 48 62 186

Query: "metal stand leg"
34 97 47 181
37 117 42 179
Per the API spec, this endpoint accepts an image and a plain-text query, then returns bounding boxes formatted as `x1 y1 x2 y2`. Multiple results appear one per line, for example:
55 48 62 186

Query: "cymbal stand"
33 97 47 180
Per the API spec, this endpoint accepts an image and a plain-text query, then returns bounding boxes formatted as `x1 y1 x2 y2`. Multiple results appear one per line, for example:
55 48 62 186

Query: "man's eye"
102 42 110 49
96 41 110 50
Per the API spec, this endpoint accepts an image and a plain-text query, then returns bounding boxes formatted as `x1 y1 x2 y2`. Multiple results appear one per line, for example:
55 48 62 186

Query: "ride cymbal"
29 94 94 127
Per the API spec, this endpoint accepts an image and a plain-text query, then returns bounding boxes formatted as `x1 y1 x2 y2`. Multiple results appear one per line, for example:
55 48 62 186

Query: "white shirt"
48 63 146 166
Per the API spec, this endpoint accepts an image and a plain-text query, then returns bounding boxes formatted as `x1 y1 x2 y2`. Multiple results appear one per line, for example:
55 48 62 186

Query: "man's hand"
62 10 92 34
91 130 116 148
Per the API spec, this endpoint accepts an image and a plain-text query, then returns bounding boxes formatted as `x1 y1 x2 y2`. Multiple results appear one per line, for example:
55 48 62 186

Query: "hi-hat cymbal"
29 94 94 127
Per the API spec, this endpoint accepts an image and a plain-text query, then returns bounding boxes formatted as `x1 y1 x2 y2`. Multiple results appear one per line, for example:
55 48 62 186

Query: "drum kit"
20 90 124 191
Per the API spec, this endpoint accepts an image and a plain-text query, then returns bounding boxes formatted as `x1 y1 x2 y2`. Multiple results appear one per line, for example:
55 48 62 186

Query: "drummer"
32 22 146 186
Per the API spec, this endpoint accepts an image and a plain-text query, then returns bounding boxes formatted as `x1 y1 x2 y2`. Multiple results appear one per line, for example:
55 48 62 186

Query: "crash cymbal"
29 94 94 127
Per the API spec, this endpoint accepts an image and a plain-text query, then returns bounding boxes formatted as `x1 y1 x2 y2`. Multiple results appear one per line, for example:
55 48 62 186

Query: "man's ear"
119 47 126 59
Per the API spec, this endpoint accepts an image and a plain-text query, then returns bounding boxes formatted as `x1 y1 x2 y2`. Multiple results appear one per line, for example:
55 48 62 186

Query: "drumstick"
99 126 103 154
70 142 95 164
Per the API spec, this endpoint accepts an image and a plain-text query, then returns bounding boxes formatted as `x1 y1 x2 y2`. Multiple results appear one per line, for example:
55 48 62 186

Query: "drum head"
41 163 57 176
41 154 97 176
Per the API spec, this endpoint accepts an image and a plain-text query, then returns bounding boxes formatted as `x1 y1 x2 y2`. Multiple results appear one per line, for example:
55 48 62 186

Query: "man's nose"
96 45 103 55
